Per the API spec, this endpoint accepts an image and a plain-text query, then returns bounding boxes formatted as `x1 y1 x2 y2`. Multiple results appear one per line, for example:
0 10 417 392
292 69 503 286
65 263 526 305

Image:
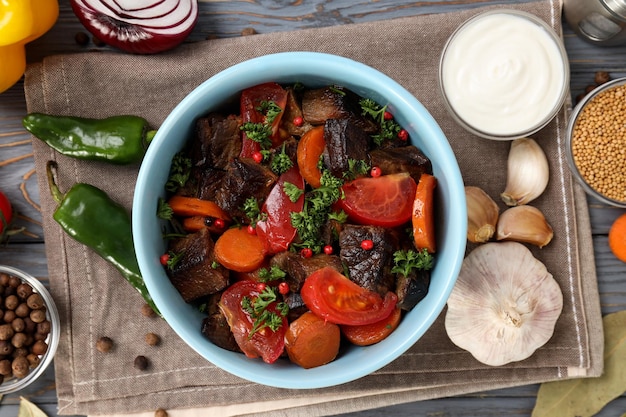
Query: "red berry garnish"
301 248 313 258
252 151 264 163
278 282 290 295
293 116 304 127
256 282 267 292
398 129 409 141
383 111 393 121
247 225 256 235
159 253 170 266
213 218 225 229
360 239 374 250
323 245 334 255
370 166 382 177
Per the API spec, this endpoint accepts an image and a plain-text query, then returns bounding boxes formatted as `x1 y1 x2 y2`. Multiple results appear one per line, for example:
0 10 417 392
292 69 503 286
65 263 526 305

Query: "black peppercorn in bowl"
0 265 60 394
565 77 626 208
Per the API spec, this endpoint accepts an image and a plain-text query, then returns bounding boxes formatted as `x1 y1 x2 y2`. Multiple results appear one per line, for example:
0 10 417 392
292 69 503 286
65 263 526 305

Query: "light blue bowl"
133 52 466 389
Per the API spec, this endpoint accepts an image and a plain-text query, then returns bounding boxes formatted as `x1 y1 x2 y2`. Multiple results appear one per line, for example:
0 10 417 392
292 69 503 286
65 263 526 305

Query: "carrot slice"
168 195 231 221
341 307 402 346
609 213 626 262
214 227 266 272
412 173 437 253
285 311 341 369
297 125 325 188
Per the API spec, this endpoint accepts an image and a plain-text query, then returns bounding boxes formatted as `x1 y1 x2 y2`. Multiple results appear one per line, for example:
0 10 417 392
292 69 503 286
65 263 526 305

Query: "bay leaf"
532 310 626 417
17 396 49 417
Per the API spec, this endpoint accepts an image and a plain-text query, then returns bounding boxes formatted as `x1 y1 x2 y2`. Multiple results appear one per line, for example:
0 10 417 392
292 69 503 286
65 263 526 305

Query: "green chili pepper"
23 113 156 165
46 161 160 316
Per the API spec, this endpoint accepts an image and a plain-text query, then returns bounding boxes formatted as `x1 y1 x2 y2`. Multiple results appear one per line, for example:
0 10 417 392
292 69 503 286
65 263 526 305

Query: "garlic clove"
465 186 499 243
444 241 563 366
501 138 549 206
496 205 554 248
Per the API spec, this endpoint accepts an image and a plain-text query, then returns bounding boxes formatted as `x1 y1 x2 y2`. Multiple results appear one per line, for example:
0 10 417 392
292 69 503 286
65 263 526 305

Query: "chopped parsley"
242 286 289 337
359 98 403 146
391 249 434 277
270 143 293 175
165 250 185 270
283 181 304 203
240 100 283 150
165 152 192 192
258 265 287 282
156 198 173 220
344 158 371 181
242 197 266 226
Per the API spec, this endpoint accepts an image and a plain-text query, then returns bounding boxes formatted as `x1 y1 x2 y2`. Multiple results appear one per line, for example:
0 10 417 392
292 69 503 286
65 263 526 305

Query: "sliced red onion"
71 0 198 54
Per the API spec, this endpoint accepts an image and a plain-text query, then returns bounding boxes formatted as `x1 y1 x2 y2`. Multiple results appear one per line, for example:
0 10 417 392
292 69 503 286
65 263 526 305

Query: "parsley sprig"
270 143 293 175
240 100 283 150
359 98 403 146
165 152 192 192
391 249 434 277
290 169 345 253
242 197 266 226
241 286 289 337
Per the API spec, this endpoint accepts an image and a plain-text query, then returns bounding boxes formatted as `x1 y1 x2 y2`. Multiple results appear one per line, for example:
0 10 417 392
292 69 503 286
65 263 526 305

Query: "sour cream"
440 10 568 140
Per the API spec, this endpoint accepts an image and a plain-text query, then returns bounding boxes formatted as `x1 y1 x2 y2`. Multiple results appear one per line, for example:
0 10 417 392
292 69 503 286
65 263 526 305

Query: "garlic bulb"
496 205 553 248
444 242 563 367
501 138 549 206
465 186 499 243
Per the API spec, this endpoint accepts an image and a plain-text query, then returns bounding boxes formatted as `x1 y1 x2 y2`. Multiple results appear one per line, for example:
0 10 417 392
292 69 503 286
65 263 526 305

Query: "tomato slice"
219 280 286 364
240 82 288 158
338 172 417 227
256 166 305 254
301 267 398 326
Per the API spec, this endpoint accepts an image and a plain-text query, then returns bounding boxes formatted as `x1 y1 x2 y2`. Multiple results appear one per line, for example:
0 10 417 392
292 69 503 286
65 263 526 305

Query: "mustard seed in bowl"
567 77 626 207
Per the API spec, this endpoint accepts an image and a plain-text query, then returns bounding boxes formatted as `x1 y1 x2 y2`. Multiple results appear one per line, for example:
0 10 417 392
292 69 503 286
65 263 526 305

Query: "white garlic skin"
465 186 499 243
496 205 554 248
501 138 549 206
444 242 563 367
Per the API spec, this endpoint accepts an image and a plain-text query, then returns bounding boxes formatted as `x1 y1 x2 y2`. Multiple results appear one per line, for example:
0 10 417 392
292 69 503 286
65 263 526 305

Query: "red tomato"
300 267 398 326
0 191 12 235
240 82 288 158
338 173 417 227
256 167 305 254
219 280 287 364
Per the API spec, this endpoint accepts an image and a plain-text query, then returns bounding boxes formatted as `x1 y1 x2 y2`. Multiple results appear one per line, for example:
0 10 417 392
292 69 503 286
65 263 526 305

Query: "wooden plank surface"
1 0 626 416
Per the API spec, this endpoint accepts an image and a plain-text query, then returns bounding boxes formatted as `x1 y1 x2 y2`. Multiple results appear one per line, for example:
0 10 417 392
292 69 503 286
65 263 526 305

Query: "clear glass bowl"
0 265 60 394
439 9 570 141
566 77 626 208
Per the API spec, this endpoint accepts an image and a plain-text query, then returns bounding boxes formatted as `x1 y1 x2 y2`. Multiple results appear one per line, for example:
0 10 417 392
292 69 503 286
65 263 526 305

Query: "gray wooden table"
1 0 625 415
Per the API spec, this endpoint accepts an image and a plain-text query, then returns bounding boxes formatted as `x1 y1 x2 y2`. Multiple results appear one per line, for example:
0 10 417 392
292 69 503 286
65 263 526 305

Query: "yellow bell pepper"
0 0 59 93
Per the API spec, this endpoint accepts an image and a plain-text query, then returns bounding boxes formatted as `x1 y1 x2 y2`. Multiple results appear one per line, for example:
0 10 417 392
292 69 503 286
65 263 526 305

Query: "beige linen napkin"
24 0 603 415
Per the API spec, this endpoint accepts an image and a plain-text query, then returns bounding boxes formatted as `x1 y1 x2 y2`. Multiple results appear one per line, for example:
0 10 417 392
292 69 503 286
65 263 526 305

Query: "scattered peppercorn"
134 355 149 370
595 71 611 85
155 409 169 417
571 82 626 203
74 31 90 46
96 336 114 353
361 239 374 250
301 247 313 258
145 332 161 346
141 303 157 318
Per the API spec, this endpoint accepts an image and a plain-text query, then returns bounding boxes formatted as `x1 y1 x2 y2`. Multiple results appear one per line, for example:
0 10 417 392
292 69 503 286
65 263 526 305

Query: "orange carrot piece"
168 195 231 221
297 126 325 188
285 311 341 369
214 227 266 273
340 307 402 346
412 173 437 253
609 213 626 262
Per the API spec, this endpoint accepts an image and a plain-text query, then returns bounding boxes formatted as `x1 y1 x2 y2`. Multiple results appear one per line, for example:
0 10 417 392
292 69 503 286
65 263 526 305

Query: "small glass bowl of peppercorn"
566 76 626 208
0 265 60 394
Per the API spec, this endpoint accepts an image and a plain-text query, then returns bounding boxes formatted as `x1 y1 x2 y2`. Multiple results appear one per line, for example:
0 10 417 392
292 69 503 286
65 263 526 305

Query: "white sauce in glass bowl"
440 11 567 139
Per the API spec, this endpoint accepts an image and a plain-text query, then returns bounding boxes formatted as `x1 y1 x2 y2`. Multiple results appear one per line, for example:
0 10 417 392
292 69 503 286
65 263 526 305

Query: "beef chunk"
270 252 343 293
323 118 371 177
396 270 430 311
369 146 433 183
214 158 277 222
283 292 309 323
201 294 241 353
282 86 314 136
193 113 242 170
167 228 229 302
301 86 377 133
196 166 227 201
339 224 395 295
